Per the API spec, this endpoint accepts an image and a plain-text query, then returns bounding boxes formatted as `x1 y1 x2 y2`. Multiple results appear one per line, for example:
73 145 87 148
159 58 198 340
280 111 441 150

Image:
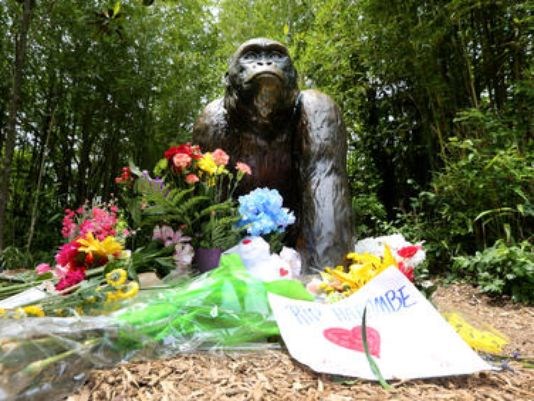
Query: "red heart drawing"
323 326 381 358
279 267 289 277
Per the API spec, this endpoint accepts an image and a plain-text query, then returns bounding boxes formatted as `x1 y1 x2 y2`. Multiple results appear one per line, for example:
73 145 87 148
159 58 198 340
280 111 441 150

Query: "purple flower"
152 225 191 247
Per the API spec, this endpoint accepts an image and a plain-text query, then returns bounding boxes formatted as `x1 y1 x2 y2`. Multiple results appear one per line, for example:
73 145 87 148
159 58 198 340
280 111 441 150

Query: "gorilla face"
225 38 298 122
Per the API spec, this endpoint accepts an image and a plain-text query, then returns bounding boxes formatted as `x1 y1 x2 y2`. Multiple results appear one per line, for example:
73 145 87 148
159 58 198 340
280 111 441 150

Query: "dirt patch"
68 284 534 401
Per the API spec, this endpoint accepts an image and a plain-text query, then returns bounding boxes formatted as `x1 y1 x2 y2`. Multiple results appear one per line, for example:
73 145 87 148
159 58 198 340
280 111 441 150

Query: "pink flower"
35 263 51 275
173 153 192 170
55 241 81 267
55 268 85 291
185 173 199 184
61 209 77 239
236 162 252 175
212 148 230 166
54 263 69 279
78 220 95 237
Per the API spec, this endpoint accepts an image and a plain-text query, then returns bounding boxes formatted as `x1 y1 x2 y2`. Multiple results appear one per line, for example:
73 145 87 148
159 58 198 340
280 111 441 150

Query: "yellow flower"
22 305 45 317
383 245 398 270
197 153 218 175
106 291 121 303
85 296 97 304
105 281 140 303
105 268 128 288
347 252 381 266
444 312 508 355
119 281 139 300
0 308 6 317
78 232 123 258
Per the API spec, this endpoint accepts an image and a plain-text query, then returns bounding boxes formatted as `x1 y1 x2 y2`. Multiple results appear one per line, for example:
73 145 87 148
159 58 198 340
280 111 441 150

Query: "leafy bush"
0 246 34 270
452 240 534 303
398 108 533 269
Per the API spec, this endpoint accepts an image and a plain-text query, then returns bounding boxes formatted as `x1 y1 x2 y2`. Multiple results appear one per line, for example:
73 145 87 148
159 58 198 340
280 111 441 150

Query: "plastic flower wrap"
308 234 426 302
0 255 313 400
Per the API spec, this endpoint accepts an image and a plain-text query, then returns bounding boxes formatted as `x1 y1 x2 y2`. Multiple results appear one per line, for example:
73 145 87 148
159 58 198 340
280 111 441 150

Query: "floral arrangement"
39 200 131 291
122 143 252 255
307 234 426 302
0 201 142 318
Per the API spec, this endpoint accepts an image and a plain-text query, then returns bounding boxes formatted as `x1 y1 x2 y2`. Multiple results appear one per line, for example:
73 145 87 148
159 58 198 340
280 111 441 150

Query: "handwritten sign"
269 267 494 380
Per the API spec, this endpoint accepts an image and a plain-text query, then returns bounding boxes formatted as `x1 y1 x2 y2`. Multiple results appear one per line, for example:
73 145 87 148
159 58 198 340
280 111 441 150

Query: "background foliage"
0 0 532 300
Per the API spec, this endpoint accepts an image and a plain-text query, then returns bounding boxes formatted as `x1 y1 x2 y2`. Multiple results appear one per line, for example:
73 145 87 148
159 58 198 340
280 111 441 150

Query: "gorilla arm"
296 89 353 269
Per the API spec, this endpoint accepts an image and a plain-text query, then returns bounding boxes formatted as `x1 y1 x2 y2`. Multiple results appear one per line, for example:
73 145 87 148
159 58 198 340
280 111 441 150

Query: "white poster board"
269 267 494 380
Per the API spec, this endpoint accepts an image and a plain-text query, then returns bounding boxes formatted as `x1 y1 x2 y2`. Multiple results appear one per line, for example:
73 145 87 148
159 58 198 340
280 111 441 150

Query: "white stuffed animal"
225 236 301 281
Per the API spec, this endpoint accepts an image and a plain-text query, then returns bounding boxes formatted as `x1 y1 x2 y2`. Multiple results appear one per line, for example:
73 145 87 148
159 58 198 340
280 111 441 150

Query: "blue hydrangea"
237 188 296 236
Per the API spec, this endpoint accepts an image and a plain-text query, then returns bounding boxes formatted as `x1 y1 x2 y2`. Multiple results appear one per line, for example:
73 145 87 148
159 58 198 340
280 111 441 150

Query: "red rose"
164 143 203 161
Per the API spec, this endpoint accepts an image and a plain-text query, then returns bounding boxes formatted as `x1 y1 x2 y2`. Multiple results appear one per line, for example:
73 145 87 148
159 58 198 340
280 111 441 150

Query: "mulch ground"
68 284 534 401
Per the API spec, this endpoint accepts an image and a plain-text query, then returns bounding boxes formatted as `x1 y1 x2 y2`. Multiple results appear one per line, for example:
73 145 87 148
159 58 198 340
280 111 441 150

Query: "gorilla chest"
232 131 296 202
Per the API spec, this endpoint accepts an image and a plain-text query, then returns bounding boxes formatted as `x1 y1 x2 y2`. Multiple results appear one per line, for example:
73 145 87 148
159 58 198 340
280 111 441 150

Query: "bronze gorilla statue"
193 38 353 271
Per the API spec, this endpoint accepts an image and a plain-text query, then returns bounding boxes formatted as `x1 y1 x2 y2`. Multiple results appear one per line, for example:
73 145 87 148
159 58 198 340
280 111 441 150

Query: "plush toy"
225 236 301 281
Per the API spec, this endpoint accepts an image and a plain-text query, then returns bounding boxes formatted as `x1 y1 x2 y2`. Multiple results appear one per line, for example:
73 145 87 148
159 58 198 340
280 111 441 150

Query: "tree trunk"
0 0 33 251
26 107 55 252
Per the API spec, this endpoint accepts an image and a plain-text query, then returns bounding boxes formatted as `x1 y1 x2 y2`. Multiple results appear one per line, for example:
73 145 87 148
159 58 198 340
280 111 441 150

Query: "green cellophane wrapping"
116 253 314 350
0 254 312 400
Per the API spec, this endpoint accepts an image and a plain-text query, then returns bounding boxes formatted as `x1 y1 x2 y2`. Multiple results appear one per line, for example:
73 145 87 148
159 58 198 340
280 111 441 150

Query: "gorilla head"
224 38 299 128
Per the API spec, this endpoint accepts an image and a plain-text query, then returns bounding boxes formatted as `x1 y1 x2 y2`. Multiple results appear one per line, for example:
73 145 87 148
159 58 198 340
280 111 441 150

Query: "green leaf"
112 1 121 17
361 307 391 390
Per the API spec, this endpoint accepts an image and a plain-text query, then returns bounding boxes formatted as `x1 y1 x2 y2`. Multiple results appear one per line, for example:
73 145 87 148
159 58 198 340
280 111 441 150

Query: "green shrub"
399 108 533 270
452 240 534 303
0 246 34 270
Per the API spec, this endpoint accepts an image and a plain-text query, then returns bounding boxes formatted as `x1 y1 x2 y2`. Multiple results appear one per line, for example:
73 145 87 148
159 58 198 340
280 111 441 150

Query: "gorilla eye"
242 51 257 61
271 51 285 60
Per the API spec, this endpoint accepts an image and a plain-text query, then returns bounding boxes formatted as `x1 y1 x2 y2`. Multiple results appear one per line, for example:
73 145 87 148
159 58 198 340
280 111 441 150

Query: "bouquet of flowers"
121 143 252 272
307 234 426 302
0 201 141 318
49 200 130 290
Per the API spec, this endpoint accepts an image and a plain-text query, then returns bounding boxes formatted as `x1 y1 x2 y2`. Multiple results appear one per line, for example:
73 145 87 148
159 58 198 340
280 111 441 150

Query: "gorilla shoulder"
192 97 228 147
299 89 344 144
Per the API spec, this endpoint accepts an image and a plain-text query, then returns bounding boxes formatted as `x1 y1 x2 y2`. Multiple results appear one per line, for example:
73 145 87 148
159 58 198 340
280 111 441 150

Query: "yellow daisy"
105 268 128 288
